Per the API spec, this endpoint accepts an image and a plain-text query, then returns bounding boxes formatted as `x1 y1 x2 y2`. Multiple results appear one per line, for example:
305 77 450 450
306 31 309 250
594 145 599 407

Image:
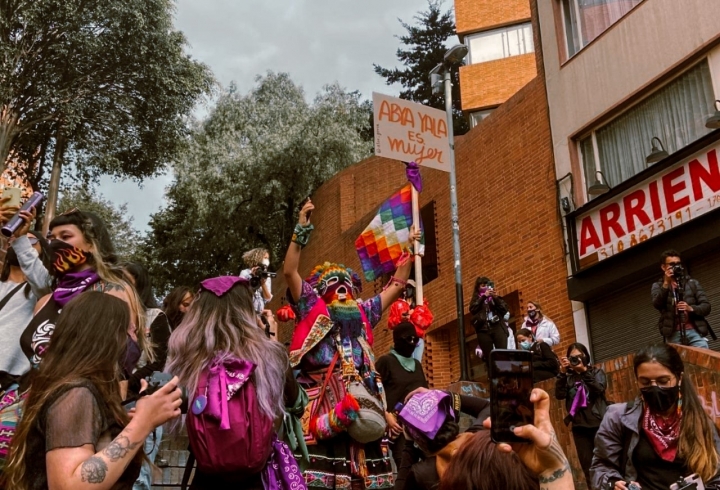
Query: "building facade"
454 0 537 126
537 0 720 360
272 0 573 385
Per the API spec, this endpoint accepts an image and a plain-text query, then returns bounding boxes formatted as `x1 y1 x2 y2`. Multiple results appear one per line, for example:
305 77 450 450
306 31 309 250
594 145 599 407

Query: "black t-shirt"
24 380 141 490
375 354 428 412
632 431 686 490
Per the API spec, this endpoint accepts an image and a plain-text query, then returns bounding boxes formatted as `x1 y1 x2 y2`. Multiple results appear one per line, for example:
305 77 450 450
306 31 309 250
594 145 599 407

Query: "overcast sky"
97 0 452 231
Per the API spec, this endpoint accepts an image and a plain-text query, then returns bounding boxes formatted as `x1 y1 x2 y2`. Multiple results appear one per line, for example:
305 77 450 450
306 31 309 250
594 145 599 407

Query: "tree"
374 0 468 135
142 73 373 294
58 186 142 261
0 0 214 222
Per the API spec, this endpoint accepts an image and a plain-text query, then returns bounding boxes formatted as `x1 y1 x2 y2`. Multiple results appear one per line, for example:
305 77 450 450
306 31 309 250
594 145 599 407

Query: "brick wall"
459 53 537 111
455 0 531 36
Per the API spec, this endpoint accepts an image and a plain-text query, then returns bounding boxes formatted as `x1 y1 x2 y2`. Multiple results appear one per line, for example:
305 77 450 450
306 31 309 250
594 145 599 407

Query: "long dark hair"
0 230 52 298
633 344 719 481
123 261 158 310
163 286 193 329
566 342 591 366
439 430 538 490
5 292 136 489
49 210 117 268
473 276 491 294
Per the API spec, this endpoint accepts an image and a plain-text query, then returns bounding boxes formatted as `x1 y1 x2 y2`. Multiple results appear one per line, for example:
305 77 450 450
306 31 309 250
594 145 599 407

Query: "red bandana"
641 403 681 462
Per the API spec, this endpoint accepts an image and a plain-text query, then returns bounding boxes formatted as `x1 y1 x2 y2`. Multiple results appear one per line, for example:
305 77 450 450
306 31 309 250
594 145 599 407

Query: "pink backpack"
186 356 273 475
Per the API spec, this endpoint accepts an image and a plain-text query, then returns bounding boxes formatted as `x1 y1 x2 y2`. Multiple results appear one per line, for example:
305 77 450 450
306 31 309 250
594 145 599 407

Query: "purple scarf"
53 270 101 307
262 436 307 490
569 381 588 418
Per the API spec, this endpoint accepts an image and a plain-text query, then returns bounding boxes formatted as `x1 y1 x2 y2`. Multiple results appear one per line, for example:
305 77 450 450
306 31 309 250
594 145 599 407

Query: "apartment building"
538 0 720 360
455 0 537 126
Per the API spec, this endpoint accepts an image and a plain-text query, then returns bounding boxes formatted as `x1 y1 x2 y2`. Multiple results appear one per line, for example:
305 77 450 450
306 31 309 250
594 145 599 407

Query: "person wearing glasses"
652 249 713 348
375 321 428 473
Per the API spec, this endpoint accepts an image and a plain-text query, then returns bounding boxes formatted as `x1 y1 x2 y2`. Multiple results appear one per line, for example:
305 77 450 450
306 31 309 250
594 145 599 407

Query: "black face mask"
528 310 537 319
394 336 418 357
640 385 680 413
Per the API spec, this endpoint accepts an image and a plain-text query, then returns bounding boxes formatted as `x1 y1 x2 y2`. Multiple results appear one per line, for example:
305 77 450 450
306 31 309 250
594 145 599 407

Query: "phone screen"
489 349 534 443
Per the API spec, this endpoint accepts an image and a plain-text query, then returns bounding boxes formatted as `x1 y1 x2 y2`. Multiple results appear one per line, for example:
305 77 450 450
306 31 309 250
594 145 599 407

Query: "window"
580 61 715 195
562 0 643 57
466 23 534 65
469 108 496 128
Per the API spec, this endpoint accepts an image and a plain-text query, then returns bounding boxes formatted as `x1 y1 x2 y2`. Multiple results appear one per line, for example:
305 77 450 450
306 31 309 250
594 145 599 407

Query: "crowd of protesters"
0 194 718 490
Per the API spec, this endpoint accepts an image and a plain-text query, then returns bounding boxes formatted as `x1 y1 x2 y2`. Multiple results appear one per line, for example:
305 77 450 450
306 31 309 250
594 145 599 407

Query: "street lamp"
430 44 470 381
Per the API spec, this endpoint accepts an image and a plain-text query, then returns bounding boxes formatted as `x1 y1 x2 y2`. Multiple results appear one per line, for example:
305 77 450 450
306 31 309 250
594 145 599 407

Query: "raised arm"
378 227 421 311
283 200 314 304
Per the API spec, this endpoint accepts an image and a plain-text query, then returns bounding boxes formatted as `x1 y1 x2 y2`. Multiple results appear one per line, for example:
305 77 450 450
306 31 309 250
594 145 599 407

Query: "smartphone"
298 196 312 220
2 187 21 207
489 349 534 443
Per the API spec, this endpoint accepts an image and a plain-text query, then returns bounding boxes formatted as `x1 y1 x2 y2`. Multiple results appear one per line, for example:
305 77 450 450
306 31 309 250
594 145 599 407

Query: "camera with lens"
671 264 686 280
569 355 582 367
123 371 188 413
250 264 277 289
669 474 705 490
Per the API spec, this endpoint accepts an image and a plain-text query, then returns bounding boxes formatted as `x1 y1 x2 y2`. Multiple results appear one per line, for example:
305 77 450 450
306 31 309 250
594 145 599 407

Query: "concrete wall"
538 0 720 200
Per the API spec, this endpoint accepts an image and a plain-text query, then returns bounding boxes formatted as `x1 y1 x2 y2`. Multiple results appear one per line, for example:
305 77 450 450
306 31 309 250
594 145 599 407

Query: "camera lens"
569 356 581 366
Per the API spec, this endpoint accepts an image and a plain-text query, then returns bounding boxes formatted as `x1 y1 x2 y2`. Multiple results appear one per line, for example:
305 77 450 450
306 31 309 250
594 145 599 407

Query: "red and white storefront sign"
575 142 720 269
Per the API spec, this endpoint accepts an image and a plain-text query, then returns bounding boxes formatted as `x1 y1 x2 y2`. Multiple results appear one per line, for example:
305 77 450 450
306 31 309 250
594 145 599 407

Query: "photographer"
555 342 607 485
239 248 274 316
651 250 713 348
591 344 720 490
470 276 509 368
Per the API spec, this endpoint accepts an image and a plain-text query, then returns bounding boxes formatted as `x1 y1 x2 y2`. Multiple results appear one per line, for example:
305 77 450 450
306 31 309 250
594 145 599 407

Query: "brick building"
454 0 537 126
271 0 573 385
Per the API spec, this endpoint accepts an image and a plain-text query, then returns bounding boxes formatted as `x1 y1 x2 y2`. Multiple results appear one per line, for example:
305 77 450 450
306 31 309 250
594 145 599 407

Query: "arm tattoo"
80 456 108 483
538 462 571 483
102 435 140 462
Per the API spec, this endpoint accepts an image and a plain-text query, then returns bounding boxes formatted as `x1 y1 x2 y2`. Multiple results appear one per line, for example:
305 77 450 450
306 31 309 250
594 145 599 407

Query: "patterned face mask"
49 239 92 273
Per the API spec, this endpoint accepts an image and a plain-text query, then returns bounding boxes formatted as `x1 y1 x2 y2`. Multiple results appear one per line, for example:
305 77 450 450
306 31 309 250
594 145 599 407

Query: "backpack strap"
181 449 195 490
310 351 340 420
0 282 25 313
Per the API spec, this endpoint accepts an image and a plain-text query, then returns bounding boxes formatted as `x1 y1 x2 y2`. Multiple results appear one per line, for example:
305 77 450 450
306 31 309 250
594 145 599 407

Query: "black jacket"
469 293 508 332
528 341 560 382
651 277 712 338
555 367 607 428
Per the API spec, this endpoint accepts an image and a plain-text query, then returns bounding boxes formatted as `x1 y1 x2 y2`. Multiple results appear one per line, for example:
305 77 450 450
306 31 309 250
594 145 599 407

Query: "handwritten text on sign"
575 141 720 269
372 92 451 173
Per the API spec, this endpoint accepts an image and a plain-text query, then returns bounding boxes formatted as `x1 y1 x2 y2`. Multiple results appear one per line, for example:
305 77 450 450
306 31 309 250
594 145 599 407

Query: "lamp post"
431 44 470 381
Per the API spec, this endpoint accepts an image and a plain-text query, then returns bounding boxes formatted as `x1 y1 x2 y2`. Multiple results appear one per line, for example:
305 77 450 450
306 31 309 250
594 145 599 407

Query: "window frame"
465 22 535 66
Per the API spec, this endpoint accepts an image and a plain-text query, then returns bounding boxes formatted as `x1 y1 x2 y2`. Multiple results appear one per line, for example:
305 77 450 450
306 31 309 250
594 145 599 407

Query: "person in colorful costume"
387 279 433 361
283 199 418 490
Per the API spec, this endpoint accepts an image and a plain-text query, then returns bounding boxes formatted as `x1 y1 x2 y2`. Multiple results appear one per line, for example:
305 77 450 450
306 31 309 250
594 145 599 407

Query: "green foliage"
142 73 373 294
374 0 468 135
0 0 214 184
58 186 141 261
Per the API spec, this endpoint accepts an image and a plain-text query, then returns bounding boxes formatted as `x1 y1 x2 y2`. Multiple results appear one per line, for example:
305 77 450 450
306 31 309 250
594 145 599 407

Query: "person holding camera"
555 342 607 485
652 250 713 348
520 301 561 347
240 247 274 316
4 292 182 490
470 276 509 368
591 344 720 490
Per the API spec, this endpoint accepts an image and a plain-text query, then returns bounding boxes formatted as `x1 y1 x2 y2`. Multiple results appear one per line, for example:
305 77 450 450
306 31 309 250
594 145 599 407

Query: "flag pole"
411 185 424 305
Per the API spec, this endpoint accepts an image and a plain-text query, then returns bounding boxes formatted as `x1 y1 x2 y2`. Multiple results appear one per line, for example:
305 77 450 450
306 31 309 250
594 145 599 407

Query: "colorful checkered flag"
355 183 423 282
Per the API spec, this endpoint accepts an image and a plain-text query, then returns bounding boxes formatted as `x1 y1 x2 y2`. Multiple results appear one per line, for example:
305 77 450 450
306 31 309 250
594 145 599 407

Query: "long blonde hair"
165 281 287 421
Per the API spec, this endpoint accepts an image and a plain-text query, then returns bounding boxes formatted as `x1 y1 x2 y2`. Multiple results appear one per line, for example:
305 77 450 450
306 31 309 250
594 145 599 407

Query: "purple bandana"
405 161 423 192
200 276 249 297
569 381 588 418
53 269 101 307
262 436 308 490
399 390 455 440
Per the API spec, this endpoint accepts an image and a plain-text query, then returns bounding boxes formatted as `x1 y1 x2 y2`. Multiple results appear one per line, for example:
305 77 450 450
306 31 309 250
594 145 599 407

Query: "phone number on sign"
597 194 720 261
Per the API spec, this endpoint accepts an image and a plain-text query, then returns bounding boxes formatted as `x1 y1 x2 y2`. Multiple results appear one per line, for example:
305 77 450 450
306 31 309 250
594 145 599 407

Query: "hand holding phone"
489 349 534 444
298 197 314 225
2 188 21 208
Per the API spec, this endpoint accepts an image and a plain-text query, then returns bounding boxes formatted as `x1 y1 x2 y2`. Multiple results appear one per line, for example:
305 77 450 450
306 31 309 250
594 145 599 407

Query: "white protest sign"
372 92 451 173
